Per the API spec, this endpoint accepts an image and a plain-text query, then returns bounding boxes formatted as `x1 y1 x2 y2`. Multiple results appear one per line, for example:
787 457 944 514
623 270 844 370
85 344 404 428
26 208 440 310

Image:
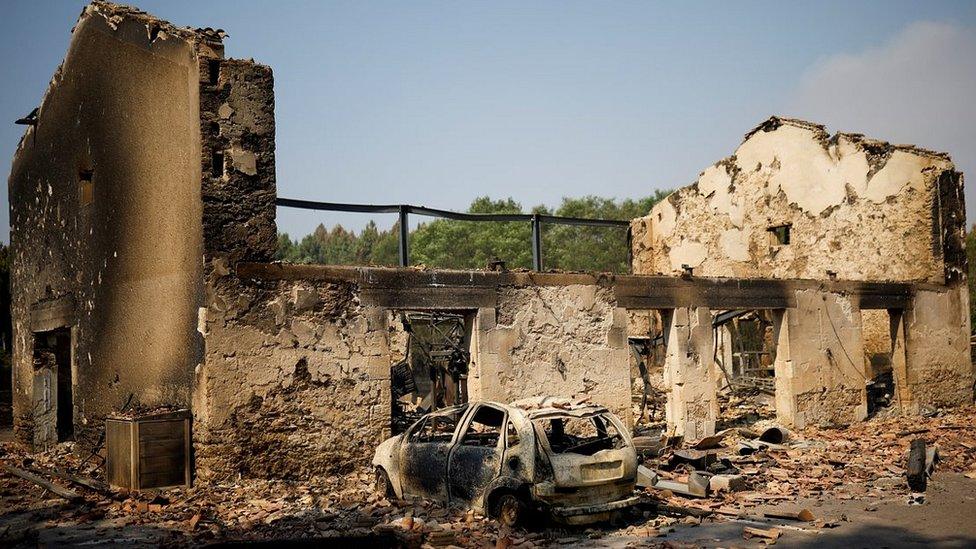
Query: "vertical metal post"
626 226 634 274
531 214 542 271
398 205 409 267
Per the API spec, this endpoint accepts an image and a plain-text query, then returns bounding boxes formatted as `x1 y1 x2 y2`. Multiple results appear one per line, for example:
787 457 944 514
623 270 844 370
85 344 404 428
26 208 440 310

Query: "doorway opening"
391 311 474 434
628 310 668 432
863 309 897 416
713 310 777 428
33 328 73 442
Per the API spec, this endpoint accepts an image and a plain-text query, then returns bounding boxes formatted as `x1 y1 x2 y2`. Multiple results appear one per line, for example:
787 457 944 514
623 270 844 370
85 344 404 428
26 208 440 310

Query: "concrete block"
709 474 747 493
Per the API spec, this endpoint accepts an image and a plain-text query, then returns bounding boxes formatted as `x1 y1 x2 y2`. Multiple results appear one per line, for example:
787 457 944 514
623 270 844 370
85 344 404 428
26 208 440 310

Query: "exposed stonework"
195 276 398 481
773 290 868 429
904 286 973 409
662 307 717 438
199 58 277 263
468 286 632 426
631 117 965 285
7 2 221 447
631 116 973 430
8 2 972 489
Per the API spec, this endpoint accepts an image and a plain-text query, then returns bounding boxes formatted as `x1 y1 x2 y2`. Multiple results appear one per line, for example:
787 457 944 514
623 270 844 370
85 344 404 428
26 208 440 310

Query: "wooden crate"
106 410 191 490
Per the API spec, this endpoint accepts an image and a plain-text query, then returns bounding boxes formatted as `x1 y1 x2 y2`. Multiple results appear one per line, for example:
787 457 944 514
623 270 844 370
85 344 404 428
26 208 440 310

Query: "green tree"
543 192 671 272
275 192 671 273
412 197 535 269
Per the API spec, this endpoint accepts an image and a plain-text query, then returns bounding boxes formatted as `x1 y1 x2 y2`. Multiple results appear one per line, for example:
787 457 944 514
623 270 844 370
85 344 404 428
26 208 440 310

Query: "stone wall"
773 291 868 428
467 285 632 426
629 116 972 428
7 3 221 447
194 275 399 481
631 117 965 285
199 58 277 264
196 273 636 480
904 286 974 410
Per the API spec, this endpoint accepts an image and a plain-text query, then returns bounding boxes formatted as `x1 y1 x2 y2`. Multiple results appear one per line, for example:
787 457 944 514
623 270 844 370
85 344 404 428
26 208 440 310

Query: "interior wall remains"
467 285 632 426
630 117 965 285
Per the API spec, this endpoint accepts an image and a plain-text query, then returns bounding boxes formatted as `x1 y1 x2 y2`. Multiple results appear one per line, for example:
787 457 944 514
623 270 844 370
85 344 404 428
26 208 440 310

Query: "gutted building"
631 117 971 435
7 2 973 483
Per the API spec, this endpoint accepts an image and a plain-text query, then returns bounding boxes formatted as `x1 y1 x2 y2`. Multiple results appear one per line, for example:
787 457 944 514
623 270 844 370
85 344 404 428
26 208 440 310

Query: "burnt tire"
490 492 526 527
374 467 394 499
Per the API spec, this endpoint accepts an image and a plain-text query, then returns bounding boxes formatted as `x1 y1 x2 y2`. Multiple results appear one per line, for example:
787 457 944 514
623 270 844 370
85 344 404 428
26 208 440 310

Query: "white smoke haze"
787 21 976 224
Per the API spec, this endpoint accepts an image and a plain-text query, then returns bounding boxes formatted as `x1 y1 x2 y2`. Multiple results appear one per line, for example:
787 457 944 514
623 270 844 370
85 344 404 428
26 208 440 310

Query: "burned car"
372 398 639 525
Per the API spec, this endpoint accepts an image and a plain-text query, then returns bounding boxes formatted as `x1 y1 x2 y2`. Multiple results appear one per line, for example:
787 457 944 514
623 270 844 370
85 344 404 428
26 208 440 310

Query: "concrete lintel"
29 296 76 333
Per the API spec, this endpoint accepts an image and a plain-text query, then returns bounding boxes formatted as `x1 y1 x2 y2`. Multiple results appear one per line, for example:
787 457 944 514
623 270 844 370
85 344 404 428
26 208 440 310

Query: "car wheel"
491 493 526 527
374 467 394 498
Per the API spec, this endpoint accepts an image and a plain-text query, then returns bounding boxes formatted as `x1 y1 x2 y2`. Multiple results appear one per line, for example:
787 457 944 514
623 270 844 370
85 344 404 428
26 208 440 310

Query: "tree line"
275 193 671 273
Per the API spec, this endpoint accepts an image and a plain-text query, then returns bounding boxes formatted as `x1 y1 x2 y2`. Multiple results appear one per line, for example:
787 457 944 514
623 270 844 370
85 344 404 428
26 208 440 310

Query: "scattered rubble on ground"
3 405 974 547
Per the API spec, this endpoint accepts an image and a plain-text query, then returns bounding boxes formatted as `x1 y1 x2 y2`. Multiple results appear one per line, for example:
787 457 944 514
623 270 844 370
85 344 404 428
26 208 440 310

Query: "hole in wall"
208 59 221 85
78 169 94 206
713 309 778 429
211 151 224 178
767 224 791 246
391 310 474 434
628 309 667 431
32 328 73 443
864 309 898 417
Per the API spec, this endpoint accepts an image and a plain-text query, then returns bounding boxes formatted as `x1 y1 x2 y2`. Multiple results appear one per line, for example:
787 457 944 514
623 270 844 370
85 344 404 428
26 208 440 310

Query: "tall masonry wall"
631 117 965 285
630 117 972 431
7 2 221 448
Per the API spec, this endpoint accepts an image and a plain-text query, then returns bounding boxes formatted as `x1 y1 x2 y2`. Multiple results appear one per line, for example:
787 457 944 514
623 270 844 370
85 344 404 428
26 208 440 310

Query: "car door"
447 404 506 506
399 405 468 502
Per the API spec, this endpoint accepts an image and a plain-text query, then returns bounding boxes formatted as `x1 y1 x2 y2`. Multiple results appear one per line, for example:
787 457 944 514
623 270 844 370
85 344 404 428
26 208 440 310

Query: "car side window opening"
460 405 505 447
535 414 624 456
408 409 464 443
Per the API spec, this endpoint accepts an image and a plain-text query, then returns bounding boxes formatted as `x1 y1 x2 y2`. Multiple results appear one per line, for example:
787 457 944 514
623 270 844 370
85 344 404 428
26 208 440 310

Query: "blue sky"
2 1 975 242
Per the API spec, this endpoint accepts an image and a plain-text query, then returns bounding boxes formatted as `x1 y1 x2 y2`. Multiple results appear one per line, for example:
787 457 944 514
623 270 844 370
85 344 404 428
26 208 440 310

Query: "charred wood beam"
237 262 935 310
3 465 84 502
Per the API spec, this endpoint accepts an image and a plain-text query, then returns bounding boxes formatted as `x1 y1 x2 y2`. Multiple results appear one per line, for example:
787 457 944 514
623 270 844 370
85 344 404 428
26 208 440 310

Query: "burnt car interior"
409 405 467 443
460 405 504 447
536 415 625 456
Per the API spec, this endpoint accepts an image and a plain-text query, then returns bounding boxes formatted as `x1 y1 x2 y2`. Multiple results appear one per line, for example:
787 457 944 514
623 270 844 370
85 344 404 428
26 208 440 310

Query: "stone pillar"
771 309 795 425
467 307 501 403
903 286 974 409
888 309 913 413
662 307 717 439
773 290 867 428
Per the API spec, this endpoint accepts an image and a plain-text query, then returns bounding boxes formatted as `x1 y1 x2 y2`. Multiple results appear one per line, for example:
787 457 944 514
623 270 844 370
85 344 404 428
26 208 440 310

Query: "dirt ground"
1 406 975 548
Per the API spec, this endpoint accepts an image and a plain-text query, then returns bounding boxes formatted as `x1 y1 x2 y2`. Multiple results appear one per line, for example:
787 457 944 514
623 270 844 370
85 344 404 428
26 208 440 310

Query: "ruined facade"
7 3 973 484
631 117 972 433
7 3 220 447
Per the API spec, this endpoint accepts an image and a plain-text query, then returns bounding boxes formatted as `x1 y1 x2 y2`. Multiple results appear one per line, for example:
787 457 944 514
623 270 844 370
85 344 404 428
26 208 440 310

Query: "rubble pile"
0 441 546 547
635 405 976 536
2 405 975 547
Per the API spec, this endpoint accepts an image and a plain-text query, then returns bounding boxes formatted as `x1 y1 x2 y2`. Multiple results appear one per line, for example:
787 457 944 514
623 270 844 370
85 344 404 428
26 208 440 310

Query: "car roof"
422 398 610 420
509 396 609 419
